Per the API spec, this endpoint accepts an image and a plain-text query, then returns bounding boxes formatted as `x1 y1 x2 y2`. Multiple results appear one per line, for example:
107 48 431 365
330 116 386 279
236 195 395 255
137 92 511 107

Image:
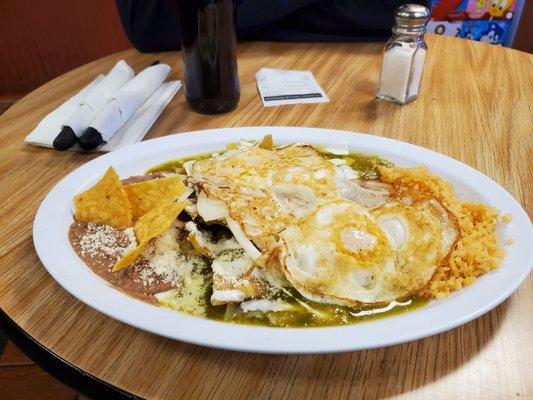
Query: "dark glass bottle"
176 0 240 114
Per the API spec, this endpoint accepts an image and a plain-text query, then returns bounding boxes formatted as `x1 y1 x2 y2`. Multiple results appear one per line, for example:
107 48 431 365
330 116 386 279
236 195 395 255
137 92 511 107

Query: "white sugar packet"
255 67 329 107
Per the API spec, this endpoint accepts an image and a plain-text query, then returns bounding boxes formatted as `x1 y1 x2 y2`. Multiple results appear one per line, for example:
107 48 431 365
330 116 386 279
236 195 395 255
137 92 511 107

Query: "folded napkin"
61 60 134 138
25 75 104 148
90 64 171 143
100 81 181 152
25 63 181 152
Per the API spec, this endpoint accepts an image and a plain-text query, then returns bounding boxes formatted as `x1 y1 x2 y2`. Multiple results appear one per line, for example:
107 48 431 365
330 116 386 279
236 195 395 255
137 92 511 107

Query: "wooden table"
0 35 531 399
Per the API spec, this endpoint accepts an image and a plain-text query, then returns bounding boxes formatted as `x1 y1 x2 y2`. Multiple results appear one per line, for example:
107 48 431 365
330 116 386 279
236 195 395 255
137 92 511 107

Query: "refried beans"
69 221 177 302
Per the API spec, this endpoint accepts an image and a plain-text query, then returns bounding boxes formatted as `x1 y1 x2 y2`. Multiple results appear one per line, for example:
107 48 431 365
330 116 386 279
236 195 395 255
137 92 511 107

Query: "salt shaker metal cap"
393 4 431 34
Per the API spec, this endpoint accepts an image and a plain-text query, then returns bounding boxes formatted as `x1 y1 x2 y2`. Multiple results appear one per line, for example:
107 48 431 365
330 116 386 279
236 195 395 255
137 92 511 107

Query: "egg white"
279 199 447 305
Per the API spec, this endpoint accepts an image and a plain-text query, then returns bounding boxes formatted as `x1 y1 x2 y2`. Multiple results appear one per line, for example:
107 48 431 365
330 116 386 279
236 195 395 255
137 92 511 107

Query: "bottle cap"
393 4 431 34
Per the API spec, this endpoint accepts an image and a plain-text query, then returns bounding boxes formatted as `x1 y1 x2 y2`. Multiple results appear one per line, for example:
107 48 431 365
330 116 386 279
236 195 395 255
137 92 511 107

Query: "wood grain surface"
0 35 531 400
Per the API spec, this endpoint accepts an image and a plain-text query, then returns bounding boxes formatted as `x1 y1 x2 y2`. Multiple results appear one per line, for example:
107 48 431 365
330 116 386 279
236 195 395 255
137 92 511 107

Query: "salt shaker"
376 4 431 104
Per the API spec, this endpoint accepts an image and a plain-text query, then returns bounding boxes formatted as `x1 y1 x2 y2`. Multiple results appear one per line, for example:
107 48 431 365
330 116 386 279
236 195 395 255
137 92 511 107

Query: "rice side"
378 166 506 299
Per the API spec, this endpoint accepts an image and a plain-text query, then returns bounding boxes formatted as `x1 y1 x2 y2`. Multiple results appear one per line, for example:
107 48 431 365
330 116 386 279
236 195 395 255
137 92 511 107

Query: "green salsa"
204 285 428 328
146 152 212 174
313 145 393 180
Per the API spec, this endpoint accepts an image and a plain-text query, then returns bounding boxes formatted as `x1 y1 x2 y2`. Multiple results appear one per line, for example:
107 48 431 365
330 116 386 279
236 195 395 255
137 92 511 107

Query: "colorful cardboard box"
428 0 525 46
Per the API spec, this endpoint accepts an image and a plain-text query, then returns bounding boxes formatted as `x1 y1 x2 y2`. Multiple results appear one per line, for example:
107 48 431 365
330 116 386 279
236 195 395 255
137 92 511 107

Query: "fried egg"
190 144 390 255
279 198 457 305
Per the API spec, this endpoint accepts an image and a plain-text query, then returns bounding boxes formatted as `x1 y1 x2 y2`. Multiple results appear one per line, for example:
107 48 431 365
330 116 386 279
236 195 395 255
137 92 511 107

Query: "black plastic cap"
53 126 78 151
78 127 105 151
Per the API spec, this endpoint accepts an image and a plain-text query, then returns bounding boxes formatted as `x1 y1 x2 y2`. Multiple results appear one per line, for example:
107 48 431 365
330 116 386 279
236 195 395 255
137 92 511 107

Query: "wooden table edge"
0 308 137 399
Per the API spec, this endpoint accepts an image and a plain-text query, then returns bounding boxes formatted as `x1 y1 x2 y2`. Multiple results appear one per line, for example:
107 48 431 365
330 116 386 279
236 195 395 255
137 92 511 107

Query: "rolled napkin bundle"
101 81 180 152
53 60 134 150
25 61 181 153
78 64 171 150
24 76 103 148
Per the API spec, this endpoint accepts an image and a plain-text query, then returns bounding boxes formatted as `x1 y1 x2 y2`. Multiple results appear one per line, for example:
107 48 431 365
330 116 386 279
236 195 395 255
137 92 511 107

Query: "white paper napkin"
92 64 171 142
100 81 181 152
63 60 134 136
25 65 181 152
24 75 104 148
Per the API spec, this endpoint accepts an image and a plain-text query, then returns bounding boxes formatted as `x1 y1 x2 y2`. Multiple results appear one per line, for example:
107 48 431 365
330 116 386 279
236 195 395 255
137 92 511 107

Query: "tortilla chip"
74 167 132 228
258 134 273 150
113 242 147 272
124 175 186 219
112 200 188 271
134 200 189 243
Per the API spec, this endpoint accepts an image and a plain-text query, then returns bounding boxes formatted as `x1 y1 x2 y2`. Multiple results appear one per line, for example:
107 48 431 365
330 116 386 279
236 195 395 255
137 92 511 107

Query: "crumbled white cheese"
78 222 135 258
139 224 206 287
123 227 136 245
211 289 245 303
240 299 293 313
211 250 253 284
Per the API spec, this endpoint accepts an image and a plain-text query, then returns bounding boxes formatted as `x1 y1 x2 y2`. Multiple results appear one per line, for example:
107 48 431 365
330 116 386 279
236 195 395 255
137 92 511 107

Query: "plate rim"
33 127 533 354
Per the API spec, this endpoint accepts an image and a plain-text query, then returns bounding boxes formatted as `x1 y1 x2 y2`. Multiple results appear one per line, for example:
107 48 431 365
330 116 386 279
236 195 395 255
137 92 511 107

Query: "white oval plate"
34 127 532 354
